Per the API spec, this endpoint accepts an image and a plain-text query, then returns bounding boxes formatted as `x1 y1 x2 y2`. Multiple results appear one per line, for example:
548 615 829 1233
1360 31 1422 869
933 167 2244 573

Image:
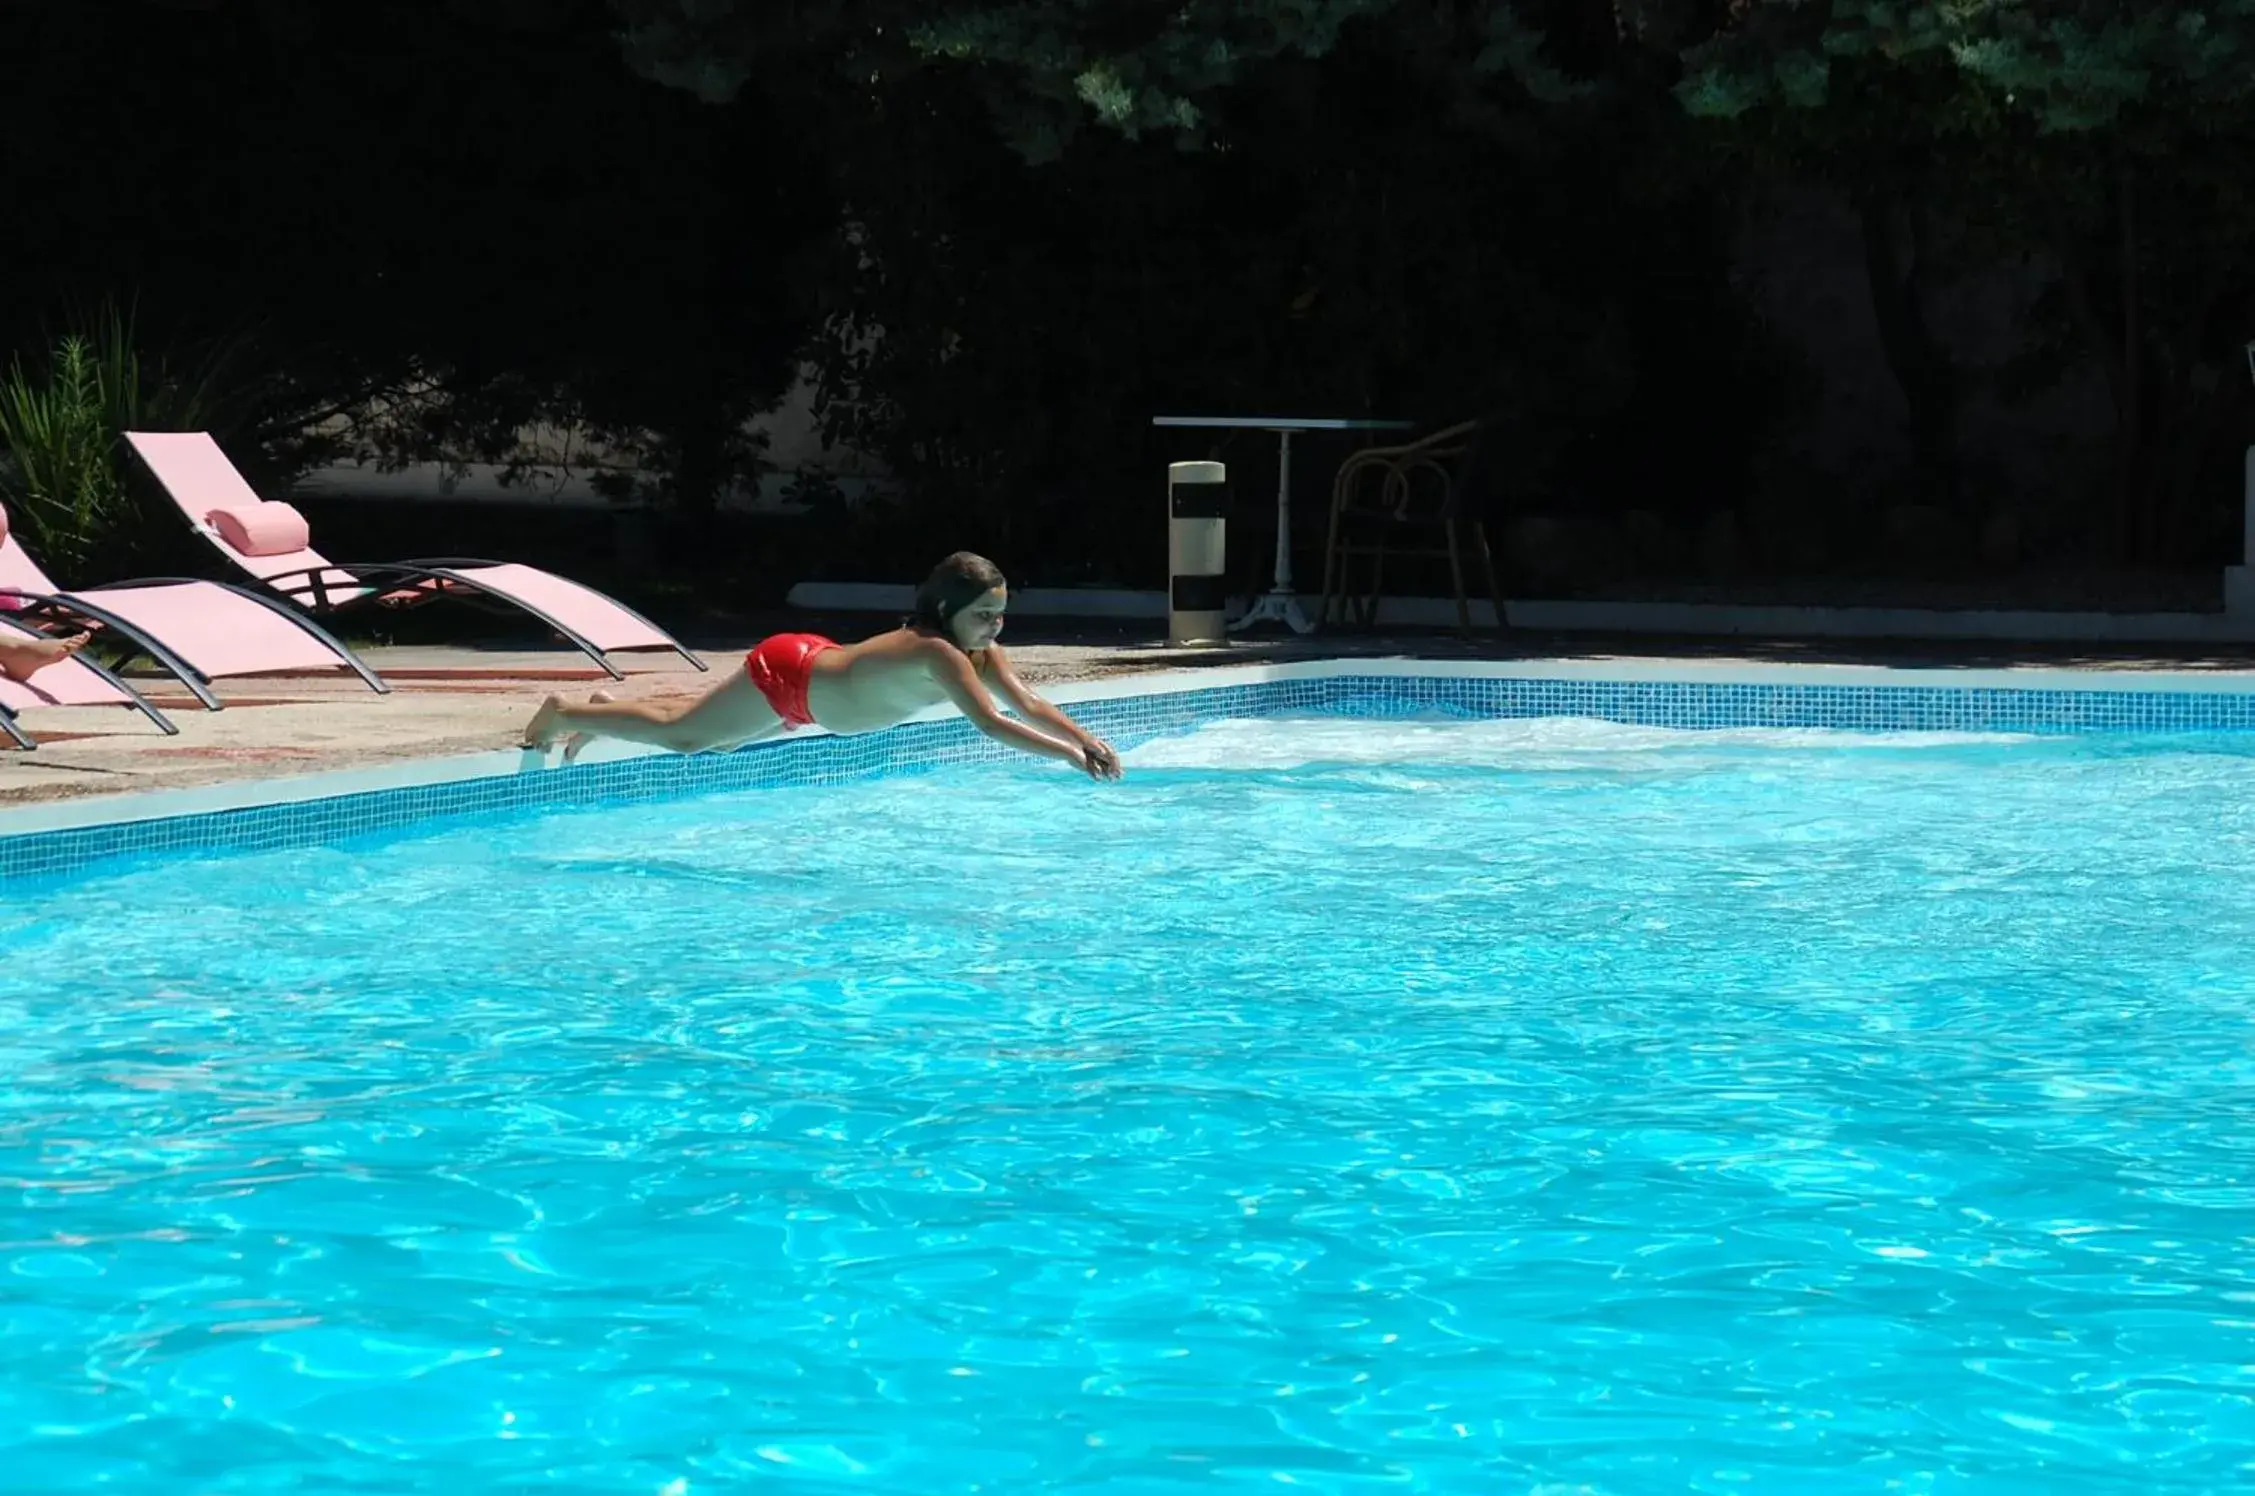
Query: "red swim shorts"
744 632 839 729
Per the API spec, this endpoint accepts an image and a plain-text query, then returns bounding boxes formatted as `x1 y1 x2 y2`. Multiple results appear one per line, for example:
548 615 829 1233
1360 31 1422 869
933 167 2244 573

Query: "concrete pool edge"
9 657 2255 884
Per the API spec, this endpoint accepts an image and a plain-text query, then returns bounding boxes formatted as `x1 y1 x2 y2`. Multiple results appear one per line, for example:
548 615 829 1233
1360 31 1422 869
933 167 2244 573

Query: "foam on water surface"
1124 714 2042 769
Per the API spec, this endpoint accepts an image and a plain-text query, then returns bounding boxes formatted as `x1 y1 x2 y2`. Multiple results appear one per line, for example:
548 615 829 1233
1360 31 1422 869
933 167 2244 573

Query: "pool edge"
9 658 2255 884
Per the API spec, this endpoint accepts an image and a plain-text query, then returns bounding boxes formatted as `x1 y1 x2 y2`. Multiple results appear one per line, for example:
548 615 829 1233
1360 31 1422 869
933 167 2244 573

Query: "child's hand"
1082 738 1123 781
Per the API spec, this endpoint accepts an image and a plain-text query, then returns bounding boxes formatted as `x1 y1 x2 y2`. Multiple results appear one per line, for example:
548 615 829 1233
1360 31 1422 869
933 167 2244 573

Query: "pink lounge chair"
0 614 177 749
126 432 707 682
0 502 385 711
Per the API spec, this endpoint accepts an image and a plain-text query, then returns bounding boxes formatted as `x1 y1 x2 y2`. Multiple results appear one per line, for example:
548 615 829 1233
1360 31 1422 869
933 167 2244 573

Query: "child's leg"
522 669 786 757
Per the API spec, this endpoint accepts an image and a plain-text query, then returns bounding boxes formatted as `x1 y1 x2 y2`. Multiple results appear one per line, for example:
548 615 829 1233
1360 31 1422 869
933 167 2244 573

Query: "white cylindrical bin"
1167 460 1229 645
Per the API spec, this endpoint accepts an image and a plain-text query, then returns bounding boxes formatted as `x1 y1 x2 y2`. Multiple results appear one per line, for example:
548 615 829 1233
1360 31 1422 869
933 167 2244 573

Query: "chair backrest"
124 431 268 532
1389 416 1495 519
0 526 60 595
1442 414 1502 520
123 430 337 583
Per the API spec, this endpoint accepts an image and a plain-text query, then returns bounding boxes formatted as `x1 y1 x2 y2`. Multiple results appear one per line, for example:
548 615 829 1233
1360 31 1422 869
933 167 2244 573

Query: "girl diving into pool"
520 552 1124 781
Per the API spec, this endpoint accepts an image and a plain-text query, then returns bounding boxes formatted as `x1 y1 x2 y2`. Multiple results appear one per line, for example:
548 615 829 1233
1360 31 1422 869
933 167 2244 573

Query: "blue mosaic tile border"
1316 676 2255 734
5 671 2254 886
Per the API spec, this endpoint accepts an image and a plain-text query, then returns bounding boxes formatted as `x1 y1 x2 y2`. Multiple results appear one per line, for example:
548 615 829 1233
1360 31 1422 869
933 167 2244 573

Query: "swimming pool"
6 705 2255 1491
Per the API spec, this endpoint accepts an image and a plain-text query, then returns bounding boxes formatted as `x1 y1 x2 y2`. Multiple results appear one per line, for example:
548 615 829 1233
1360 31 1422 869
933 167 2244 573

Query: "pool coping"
8 656 2255 883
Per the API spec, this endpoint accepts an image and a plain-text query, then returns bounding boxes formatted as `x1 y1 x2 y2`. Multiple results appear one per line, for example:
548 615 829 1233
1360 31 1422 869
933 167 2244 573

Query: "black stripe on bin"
1171 574 1230 612
1170 485 1228 519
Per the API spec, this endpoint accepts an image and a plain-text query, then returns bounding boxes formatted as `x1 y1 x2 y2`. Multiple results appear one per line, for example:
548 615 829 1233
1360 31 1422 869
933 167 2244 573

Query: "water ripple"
5 719 2255 1490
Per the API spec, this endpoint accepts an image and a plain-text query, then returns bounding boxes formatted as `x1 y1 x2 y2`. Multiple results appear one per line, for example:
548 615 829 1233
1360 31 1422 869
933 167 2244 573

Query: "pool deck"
10 614 2255 809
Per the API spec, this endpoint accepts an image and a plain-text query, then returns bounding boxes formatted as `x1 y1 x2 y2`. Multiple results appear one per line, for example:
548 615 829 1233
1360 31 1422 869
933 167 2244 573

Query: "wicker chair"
1318 417 1505 634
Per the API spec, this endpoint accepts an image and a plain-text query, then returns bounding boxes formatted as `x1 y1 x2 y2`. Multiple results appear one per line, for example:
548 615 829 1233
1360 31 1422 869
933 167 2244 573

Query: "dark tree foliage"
20 0 2253 596
608 0 1798 583
4 0 830 529
1677 0 2255 561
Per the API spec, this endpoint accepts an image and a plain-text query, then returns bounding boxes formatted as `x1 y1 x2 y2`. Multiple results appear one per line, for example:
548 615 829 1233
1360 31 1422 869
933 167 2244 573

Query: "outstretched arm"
980 645 1122 780
926 643 1096 775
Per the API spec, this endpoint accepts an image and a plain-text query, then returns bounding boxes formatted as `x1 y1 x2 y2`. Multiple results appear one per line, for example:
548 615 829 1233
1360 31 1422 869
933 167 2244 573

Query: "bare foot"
0 630 92 683
559 691 613 764
520 693 566 752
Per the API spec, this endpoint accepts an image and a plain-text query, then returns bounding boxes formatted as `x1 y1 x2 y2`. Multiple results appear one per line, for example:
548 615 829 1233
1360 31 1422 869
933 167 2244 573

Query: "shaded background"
7 0 2253 633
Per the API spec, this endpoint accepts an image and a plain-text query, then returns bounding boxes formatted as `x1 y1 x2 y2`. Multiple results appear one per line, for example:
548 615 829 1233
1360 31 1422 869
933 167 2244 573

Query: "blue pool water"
5 715 2255 1493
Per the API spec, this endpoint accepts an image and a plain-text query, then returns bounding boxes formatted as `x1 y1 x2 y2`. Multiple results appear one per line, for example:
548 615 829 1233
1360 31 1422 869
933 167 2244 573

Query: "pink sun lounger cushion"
0 506 23 612
206 501 312 559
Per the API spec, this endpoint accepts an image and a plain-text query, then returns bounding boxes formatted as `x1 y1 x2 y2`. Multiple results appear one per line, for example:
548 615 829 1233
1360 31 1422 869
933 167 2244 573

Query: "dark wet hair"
908 551 1007 639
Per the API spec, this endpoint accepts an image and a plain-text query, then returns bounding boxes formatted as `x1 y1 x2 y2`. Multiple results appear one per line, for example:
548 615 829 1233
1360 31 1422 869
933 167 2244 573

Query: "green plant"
0 302 232 575
0 335 120 573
